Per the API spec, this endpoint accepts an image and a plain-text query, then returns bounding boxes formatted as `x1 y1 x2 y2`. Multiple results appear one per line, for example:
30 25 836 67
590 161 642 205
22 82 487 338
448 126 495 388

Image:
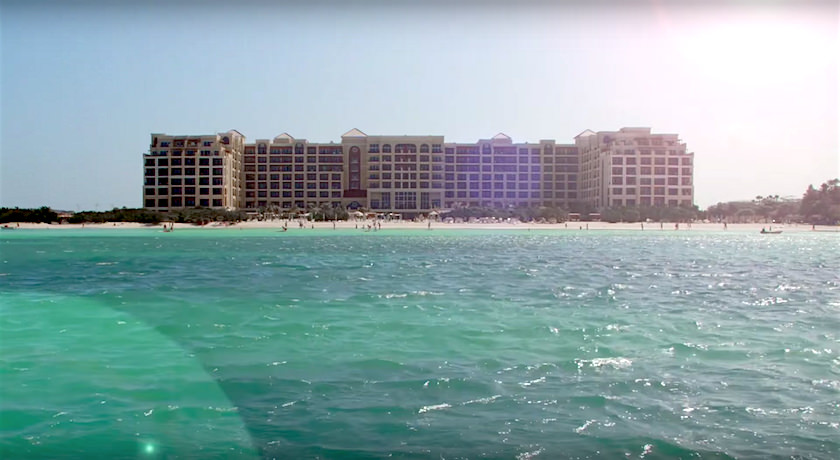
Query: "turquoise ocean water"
1 228 838 459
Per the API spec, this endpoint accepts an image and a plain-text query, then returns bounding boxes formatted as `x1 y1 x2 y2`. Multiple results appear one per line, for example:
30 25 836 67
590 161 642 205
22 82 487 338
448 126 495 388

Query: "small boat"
760 229 782 234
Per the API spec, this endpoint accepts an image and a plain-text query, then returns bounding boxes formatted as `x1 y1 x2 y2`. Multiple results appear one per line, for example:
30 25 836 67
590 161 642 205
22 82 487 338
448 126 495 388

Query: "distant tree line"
597 205 700 223
800 178 840 225
705 178 840 225
1 207 247 225
0 206 58 223
167 208 247 225
68 208 166 224
706 195 800 224
4 180 838 225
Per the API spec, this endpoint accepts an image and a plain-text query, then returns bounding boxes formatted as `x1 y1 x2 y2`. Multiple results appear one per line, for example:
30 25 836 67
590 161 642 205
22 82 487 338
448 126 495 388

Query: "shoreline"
2 221 836 233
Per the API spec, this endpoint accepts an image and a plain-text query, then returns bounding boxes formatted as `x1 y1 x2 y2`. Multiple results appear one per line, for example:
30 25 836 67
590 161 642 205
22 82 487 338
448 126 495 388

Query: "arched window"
395 144 417 153
420 144 429 153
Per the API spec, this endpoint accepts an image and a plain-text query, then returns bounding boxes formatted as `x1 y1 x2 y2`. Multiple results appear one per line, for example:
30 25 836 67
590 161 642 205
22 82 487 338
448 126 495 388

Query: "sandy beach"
3 220 836 233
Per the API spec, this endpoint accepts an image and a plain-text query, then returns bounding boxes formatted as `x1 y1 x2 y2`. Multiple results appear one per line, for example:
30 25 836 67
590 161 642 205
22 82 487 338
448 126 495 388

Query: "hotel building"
143 130 246 209
575 127 694 209
143 127 692 216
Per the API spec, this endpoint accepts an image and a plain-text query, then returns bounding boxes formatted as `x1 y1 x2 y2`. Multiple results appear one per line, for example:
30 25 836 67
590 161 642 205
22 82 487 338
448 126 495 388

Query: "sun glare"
673 15 832 85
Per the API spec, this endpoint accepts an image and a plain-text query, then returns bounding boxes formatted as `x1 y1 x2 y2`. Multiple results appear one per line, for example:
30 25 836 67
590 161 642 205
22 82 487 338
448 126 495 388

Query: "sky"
1 0 838 211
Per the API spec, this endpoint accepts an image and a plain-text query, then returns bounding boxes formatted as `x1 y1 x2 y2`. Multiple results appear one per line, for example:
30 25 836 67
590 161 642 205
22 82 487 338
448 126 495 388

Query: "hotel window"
199 158 210 166
382 144 391 153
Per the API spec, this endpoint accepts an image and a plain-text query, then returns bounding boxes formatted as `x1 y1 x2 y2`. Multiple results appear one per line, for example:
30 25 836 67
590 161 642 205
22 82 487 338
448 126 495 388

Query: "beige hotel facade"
143 127 693 216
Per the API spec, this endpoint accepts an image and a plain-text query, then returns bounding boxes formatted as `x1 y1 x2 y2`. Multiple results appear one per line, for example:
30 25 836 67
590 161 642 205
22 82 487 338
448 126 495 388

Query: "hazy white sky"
1 0 837 210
